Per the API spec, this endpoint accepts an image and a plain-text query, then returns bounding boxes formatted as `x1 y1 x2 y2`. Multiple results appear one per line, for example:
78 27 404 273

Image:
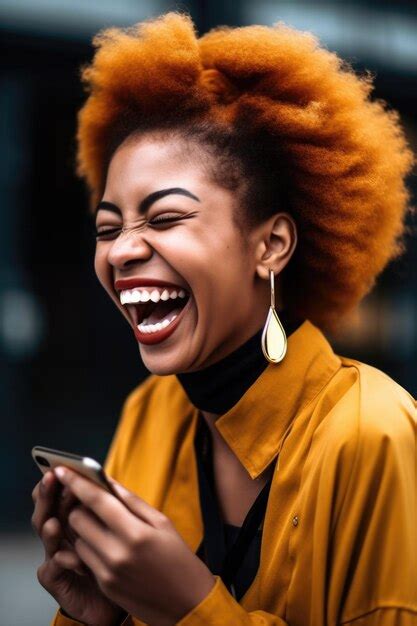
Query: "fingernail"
55 467 66 480
113 482 129 495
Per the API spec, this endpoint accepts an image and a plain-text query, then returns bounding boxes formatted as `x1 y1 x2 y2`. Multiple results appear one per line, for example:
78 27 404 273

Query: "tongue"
147 301 184 325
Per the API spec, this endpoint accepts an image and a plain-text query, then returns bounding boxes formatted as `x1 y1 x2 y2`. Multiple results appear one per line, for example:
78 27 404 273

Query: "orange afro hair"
76 11 415 330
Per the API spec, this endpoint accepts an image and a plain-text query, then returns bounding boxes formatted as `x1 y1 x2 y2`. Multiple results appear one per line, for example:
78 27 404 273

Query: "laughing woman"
31 12 416 626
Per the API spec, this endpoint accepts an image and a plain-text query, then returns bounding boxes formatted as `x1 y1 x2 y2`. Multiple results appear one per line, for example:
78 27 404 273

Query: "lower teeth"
137 314 178 334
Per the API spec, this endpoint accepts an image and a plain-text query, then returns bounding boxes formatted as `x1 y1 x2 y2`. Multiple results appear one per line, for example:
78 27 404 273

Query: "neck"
176 308 304 417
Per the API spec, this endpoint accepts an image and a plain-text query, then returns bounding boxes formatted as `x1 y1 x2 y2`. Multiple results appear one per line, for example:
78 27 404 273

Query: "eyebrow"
94 187 201 218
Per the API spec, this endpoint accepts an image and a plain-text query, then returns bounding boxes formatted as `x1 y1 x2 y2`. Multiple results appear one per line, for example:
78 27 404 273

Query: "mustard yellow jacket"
52 319 416 626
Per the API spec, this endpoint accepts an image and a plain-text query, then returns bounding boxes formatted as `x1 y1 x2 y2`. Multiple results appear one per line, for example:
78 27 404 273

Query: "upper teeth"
120 287 187 305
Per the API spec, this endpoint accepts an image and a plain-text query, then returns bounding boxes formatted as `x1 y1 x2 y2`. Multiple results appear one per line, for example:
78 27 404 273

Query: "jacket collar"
202 319 342 479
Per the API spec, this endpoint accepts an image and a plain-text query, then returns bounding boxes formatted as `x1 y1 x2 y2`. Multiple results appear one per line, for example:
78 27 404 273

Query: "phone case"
31 445 116 495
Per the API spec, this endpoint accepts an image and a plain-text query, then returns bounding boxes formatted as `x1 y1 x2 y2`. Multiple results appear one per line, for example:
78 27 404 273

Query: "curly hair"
76 11 414 330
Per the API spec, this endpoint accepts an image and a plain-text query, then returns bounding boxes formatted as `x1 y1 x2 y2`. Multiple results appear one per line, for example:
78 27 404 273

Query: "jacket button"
292 515 299 527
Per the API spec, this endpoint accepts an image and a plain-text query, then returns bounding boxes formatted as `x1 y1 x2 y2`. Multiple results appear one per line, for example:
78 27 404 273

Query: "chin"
138 344 193 376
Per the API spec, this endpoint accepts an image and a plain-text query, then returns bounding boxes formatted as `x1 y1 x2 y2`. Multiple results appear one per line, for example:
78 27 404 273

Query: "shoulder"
335 355 415 439
305 356 416 553
318 354 416 477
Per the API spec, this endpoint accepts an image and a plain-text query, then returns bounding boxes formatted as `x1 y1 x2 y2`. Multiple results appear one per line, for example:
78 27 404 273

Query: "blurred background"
1 1 416 623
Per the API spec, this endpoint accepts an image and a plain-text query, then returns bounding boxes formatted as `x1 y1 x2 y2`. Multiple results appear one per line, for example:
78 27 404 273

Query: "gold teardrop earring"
261 269 287 363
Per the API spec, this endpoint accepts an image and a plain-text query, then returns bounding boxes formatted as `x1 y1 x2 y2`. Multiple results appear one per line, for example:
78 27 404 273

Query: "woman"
31 11 416 626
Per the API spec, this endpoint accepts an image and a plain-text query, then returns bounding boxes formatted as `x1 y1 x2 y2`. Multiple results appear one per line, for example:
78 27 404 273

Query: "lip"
133 296 192 345
115 277 187 292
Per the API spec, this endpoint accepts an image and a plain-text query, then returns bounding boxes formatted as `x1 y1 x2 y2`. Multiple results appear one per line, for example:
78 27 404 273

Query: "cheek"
94 247 128 320
94 246 125 315
160 225 242 271
94 246 111 288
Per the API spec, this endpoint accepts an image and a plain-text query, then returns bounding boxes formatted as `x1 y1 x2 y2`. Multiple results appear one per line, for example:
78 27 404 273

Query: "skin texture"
94 134 297 375
32 134 297 625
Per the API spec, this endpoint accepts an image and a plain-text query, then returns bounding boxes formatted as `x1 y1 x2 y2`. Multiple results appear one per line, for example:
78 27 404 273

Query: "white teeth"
150 289 160 303
137 314 178 334
120 286 188 305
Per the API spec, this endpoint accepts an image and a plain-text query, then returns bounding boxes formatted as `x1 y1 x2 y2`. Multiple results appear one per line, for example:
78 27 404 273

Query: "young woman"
31 12 416 626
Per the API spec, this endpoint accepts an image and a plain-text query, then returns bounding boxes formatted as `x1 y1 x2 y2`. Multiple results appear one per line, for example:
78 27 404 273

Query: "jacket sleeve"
174 575 288 625
170 579 417 626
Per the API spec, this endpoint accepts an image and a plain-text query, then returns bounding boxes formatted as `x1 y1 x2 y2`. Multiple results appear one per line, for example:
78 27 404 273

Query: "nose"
106 229 153 269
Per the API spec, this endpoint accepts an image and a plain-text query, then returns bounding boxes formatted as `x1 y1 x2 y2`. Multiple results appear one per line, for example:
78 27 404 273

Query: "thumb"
108 476 131 498
108 477 163 526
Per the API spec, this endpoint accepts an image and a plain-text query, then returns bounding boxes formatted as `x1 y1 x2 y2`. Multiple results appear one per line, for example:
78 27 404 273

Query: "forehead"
105 135 210 197
100 133 242 230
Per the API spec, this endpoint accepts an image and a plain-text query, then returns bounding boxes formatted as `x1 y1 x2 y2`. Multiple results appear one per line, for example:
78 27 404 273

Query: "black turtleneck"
176 309 305 415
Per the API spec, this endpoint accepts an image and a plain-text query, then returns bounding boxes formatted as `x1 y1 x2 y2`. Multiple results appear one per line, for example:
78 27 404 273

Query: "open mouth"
119 285 191 344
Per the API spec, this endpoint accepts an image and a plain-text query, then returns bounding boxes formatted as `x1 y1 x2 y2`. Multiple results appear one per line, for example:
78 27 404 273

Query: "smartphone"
31 445 119 497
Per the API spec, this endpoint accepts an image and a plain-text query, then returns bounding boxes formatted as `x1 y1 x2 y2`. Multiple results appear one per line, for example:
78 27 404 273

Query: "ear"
254 212 297 281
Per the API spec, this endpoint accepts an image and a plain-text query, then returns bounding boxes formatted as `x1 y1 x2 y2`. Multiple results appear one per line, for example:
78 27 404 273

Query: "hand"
31 471 128 626
54 466 216 626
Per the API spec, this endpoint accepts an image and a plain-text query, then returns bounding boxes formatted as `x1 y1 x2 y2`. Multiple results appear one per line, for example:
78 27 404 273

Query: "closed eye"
148 212 197 227
94 227 121 239
148 215 182 226
93 213 196 239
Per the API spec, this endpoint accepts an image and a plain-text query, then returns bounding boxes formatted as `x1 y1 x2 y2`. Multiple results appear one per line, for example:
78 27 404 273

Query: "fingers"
31 472 58 536
53 549 87 575
33 474 90 588
40 517 88 576
37 552 82 588
56 486 79 520
54 468 138 538
109 478 170 529
41 517 63 559
55 488 81 547
32 482 39 503
58 537 90 576
67 505 120 561
72 536 106 581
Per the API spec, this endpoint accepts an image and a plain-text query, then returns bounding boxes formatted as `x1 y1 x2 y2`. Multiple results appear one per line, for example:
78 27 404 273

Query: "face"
94 134 271 375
